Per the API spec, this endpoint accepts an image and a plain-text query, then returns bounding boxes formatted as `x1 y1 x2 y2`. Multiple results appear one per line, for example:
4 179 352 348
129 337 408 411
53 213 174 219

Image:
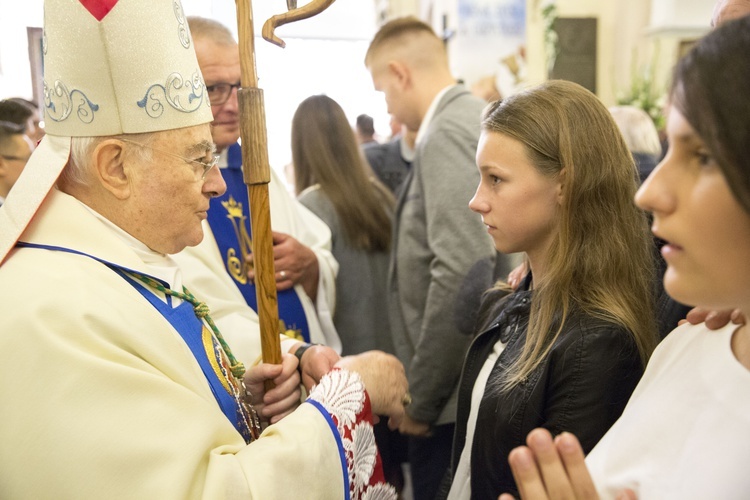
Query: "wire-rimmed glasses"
119 138 219 181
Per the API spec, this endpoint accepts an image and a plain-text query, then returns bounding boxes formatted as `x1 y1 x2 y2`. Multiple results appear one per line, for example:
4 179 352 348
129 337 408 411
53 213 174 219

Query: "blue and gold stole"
15 242 258 443
208 143 310 342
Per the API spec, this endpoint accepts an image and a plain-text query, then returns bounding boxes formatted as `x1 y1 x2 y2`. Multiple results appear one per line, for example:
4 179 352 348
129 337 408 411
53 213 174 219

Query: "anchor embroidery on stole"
219 195 304 341
222 196 253 285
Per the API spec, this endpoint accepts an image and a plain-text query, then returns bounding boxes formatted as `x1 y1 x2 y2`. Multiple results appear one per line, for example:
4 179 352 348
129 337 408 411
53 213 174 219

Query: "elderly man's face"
126 124 226 254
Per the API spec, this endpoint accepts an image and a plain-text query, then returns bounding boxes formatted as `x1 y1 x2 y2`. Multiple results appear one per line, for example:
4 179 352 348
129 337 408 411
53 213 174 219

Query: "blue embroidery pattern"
137 71 207 118
173 0 190 49
44 81 100 124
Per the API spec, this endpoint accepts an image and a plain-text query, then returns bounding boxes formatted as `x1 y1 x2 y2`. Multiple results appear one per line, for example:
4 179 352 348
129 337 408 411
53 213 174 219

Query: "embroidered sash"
16 242 255 442
207 143 310 342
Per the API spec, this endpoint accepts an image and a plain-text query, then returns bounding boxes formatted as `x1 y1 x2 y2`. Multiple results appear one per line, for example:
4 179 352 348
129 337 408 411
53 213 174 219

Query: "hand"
398 413 432 437
503 429 597 500
507 261 528 291
680 306 745 329
500 429 637 500
335 351 408 430
246 231 319 300
243 353 301 424
293 343 341 391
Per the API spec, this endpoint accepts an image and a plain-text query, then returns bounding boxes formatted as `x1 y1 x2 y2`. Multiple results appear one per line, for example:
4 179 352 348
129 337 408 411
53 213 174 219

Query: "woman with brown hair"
444 80 658 499
292 94 395 355
292 94 406 491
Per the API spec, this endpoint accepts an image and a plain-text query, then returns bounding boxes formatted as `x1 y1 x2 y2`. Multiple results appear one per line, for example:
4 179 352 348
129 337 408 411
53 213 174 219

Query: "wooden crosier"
233 0 336 376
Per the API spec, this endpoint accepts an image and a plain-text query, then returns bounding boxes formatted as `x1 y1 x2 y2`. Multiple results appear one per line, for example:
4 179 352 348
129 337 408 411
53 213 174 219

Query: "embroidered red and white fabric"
308 369 397 500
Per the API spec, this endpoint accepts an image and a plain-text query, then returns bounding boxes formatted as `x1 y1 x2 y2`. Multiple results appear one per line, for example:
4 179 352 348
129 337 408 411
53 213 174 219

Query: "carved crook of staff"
232 0 336 375
262 0 336 48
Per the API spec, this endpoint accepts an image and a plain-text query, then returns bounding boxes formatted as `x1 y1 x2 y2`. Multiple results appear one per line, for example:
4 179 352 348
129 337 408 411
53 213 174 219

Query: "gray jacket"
388 85 506 425
298 185 395 356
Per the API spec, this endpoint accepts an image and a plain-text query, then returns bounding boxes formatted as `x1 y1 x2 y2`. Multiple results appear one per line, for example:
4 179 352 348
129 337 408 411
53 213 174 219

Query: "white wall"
2 0 717 163
388 0 715 109
0 0 43 99
0 0 390 187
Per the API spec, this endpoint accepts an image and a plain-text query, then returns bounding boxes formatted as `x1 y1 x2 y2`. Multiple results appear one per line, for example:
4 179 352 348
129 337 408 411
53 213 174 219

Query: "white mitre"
0 0 213 264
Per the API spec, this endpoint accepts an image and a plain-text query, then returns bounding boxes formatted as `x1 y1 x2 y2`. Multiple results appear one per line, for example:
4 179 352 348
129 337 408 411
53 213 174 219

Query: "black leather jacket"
449 276 644 499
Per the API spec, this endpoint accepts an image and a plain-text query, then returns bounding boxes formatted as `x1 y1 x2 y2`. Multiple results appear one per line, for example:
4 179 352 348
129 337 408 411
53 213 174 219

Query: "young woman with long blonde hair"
445 80 658 499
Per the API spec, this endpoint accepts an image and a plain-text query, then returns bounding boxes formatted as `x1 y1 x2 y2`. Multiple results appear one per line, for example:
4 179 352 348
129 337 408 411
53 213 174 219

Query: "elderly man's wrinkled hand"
243 353 301 424
335 351 408 430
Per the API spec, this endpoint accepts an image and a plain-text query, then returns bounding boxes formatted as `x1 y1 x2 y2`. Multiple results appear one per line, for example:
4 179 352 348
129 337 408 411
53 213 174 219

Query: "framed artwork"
549 17 598 94
27 27 44 108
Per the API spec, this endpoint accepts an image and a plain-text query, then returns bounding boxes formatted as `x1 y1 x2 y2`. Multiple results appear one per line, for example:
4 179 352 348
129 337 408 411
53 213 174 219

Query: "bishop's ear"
93 139 131 200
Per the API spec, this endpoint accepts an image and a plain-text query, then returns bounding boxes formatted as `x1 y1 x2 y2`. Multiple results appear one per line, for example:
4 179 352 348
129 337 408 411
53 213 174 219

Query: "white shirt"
447 337 508 500
586 322 750 499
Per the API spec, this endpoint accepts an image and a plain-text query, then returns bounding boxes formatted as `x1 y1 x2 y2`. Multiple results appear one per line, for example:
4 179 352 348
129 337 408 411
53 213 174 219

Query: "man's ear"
93 140 131 200
388 60 411 88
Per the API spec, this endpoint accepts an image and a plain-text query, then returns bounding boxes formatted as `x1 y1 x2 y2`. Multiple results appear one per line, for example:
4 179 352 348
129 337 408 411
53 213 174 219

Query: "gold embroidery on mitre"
222 196 253 284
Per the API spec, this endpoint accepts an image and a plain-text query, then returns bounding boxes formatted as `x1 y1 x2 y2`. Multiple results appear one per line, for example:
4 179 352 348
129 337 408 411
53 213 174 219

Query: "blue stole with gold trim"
115 270 255 443
15 242 254 442
207 143 310 342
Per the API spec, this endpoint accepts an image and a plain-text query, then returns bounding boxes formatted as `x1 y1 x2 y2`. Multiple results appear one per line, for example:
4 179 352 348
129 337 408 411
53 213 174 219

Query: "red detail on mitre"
78 0 119 21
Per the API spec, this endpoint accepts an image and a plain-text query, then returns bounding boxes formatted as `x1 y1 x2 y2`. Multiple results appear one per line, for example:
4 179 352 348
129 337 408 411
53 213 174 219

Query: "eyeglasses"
119 138 219 181
206 82 241 106
1 154 31 163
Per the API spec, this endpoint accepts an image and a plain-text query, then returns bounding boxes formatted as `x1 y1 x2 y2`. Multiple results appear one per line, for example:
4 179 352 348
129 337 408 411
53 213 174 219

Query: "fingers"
397 414 430 436
335 351 409 419
730 308 745 325
525 428 577 499
684 307 740 330
252 354 301 424
684 306 709 325
387 413 403 431
243 361 283 389
615 490 638 500
271 230 289 244
554 432 598 499
274 269 296 290
263 354 300 403
265 388 301 424
507 262 528 291
300 346 340 390
247 269 295 291
510 430 600 500
507 446 550 500
705 309 733 330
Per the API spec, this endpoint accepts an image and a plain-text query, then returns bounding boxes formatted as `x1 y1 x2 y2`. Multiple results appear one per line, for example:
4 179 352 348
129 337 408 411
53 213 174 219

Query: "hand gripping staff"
233 0 336 379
